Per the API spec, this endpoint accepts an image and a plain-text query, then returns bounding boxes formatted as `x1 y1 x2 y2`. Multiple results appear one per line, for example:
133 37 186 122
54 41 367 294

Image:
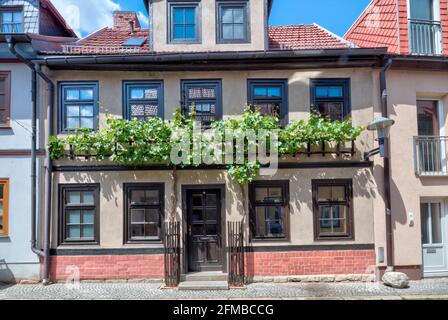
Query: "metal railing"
414 136 448 176
409 19 442 55
228 221 245 287
164 221 181 287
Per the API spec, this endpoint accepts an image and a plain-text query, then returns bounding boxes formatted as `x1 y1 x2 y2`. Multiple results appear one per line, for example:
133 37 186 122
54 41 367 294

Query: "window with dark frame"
0 179 9 236
168 1 201 43
124 184 164 243
217 1 249 43
59 82 99 133
312 179 353 240
123 81 164 120
59 184 99 245
247 79 288 126
0 8 23 33
310 79 351 122
181 79 222 127
0 71 11 127
249 181 289 240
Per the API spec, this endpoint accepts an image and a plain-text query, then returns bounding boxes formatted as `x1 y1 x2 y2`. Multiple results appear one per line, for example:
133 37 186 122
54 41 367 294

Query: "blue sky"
51 0 371 38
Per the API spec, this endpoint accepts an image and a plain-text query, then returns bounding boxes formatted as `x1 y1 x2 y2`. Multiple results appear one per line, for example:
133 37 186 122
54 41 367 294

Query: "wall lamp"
364 116 395 160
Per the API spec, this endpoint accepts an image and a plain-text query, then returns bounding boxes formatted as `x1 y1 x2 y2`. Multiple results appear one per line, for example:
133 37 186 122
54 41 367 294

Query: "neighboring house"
0 0 76 283
31 0 390 287
346 0 448 279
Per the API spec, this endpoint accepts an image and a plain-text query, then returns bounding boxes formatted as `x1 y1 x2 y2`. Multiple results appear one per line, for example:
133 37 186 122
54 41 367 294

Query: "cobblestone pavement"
1 278 448 300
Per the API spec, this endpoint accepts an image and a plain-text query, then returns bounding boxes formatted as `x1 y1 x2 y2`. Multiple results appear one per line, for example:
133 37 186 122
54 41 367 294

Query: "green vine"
48 109 364 185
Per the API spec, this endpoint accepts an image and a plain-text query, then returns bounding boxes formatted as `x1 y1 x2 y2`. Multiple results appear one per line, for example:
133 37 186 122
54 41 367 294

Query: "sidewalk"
1 278 448 300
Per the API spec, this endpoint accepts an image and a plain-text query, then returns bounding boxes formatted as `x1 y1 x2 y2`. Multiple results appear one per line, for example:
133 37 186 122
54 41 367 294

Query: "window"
124 183 164 243
181 80 222 127
0 8 23 33
59 82 99 133
247 79 288 125
123 81 164 120
0 179 9 236
217 1 250 43
59 184 100 245
249 181 289 240
312 179 353 240
0 71 11 128
310 79 351 121
168 1 201 43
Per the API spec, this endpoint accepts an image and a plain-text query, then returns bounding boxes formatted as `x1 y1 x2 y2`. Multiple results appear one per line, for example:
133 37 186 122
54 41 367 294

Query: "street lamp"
364 116 395 160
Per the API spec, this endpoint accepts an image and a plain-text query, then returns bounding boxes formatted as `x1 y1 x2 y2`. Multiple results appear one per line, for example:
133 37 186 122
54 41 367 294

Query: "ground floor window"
59 184 100 245
312 179 353 240
0 178 9 236
249 180 289 240
124 183 164 243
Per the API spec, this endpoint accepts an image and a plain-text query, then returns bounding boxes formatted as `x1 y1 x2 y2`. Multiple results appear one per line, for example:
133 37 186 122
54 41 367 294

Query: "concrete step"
182 272 228 282
178 281 229 291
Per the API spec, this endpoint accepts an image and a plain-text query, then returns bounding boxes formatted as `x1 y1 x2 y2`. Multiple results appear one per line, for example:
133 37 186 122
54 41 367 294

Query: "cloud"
137 11 149 28
50 0 121 37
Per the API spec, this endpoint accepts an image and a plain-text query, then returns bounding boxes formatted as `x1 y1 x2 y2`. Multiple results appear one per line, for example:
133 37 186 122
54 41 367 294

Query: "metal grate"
228 221 244 287
164 221 181 287
409 19 442 55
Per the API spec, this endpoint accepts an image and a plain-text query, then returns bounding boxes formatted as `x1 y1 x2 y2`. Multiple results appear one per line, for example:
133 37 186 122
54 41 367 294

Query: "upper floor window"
410 0 435 21
123 81 164 120
310 78 350 121
249 180 289 241
217 1 250 43
59 184 100 245
59 82 99 133
0 8 23 33
0 71 11 128
409 0 441 55
168 1 201 44
247 79 288 125
312 179 353 240
124 183 164 243
0 179 9 236
181 79 222 127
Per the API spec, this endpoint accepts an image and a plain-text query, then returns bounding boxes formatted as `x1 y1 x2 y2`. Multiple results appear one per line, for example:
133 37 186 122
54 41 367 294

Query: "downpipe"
379 57 394 272
7 39 54 285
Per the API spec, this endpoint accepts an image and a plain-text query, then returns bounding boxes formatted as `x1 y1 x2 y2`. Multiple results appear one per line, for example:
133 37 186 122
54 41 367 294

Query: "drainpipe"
7 39 54 285
379 57 394 271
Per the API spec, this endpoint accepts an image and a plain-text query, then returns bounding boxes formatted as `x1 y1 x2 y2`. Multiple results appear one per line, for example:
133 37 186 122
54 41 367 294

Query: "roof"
344 0 400 54
269 24 355 50
40 23 355 55
40 0 77 38
67 27 150 55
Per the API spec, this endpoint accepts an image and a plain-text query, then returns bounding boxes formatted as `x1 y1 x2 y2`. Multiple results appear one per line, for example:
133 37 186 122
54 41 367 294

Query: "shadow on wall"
0 259 15 285
374 164 408 231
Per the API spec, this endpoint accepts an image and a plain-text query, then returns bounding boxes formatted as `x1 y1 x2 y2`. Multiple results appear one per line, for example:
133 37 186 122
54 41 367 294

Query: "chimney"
113 11 141 33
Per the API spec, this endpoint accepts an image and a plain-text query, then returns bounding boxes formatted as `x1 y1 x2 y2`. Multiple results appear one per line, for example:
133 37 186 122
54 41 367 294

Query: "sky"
50 0 372 38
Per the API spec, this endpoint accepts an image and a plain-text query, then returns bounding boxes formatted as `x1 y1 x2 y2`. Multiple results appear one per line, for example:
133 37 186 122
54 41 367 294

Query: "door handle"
199 237 209 241
189 225 192 236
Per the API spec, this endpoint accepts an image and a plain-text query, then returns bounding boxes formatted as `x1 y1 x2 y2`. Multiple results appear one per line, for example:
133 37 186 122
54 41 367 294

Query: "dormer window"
0 8 23 33
168 1 201 44
217 1 250 43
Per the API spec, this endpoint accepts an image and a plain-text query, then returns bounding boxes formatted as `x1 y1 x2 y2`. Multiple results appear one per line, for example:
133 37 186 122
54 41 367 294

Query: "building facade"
346 0 448 279
0 0 75 283
31 1 389 286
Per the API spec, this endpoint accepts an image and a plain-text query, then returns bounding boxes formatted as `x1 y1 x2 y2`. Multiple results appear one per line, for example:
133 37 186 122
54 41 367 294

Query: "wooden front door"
187 189 222 272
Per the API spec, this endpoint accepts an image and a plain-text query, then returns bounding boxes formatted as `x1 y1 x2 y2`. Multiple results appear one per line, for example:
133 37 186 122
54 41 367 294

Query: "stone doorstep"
251 274 377 283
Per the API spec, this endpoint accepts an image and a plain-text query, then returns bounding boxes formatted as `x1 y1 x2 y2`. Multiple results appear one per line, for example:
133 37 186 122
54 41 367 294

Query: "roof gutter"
34 48 388 67
6 36 54 286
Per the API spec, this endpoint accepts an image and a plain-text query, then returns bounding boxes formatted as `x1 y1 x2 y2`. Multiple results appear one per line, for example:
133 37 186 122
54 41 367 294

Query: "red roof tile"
268 24 354 50
41 23 355 55
344 0 400 54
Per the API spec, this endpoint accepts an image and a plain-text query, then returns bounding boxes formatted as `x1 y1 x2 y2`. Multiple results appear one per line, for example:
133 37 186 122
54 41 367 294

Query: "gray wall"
0 63 40 282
